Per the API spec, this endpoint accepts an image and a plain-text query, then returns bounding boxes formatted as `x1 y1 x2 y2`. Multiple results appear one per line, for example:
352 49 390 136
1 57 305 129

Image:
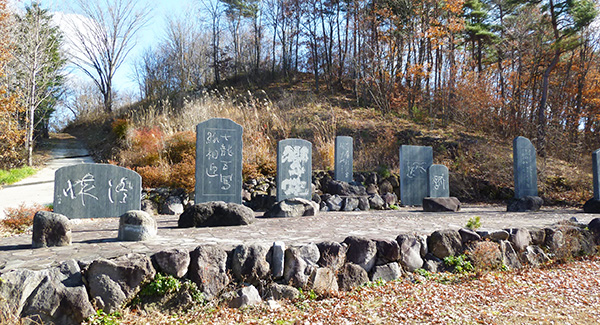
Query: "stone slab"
593 149 600 200
195 118 243 204
277 139 312 201
399 145 433 206
428 164 449 198
53 164 141 219
334 136 353 183
513 136 538 199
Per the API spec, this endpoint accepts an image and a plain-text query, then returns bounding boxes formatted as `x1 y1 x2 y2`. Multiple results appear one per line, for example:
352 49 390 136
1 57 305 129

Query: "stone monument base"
583 198 600 213
507 196 543 212
422 197 461 212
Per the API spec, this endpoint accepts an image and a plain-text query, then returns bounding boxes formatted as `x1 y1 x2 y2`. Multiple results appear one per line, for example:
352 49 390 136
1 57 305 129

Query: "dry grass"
1 203 50 236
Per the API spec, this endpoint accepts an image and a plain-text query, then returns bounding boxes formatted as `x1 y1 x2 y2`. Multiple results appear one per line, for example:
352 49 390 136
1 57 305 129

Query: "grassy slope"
66 75 593 206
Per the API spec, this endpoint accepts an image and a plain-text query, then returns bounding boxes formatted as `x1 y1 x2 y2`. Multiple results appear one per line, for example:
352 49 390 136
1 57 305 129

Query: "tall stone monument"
399 145 433 206
427 164 449 198
277 138 312 201
54 164 142 218
583 149 600 213
508 136 542 212
334 136 353 183
195 118 243 204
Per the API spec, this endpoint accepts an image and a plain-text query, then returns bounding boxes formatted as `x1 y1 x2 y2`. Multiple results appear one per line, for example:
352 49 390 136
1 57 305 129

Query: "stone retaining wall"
1 217 599 324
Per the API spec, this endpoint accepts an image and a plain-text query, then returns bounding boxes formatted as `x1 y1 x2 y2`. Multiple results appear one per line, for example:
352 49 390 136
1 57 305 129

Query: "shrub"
169 153 195 192
130 127 165 167
466 241 503 271
111 119 130 140
1 203 51 234
465 216 481 230
165 131 195 164
135 164 171 189
443 254 474 274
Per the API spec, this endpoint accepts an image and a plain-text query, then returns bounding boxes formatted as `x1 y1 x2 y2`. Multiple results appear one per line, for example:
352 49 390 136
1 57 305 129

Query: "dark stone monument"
334 136 353 183
583 149 600 213
54 164 142 218
427 164 449 198
513 136 538 199
399 145 433 206
277 139 312 201
195 118 243 204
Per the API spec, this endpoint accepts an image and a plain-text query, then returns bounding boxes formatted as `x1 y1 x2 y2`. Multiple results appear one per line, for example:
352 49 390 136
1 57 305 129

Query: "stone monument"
334 136 353 183
427 164 449 198
54 164 142 218
583 149 600 213
277 139 312 201
508 136 542 212
399 145 433 206
195 118 243 204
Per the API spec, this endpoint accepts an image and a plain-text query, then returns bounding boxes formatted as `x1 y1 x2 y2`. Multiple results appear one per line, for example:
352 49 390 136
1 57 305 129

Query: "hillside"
65 75 593 206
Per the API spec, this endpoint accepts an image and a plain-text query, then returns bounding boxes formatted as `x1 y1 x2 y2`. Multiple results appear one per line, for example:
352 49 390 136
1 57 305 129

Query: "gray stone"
500 240 522 270
152 249 190 278
368 194 385 210
459 228 481 244
423 253 445 273
396 234 424 272
195 118 243 204
375 238 401 264
271 241 286 279
326 194 343 211
399 145 433 206
316 241 347 271
189 245 229 299
589 218 600 244
379 180 394 195
583 199 600 213
342 197 360 211
508 228 532 252
264 283 299 300
160 196 184 215
427 229 462 259
0 260 94 325
228 285 261 309
334 136 353 183
343 236 377 272
484 230 510 242
529 228 546 246
337 263 369 291
54 164 141 218
32 211 71 248
521 245 550 266
370 262 402 282
118 210 157 241
264 198 319 218
231 244 270 285
593 149 600 200
513 136 538 198
422 197 461 212
358 197 370 211
366 183 379 195
308 267 338 295
178 201 254 227
507 196 543 212
427 164 449 198
141 199 158 215
86 254 156 313
277 138 312 201
365 173 378 186
284 244 320 288
382 192 398 208
326 179 367 196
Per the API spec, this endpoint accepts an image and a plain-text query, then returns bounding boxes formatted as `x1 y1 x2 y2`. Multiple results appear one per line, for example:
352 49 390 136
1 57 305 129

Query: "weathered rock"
507 196 543 212
337 263 369 291
529 227 546 246
118 210 157 241
0 260 94 325
228 285 262 309
588 218 600 243
152 249 190 278
368 194 385 210
32 211 71 248
189 245 229 299
342 197 360 211
140 199 158 215
308 268 338 295
284 244 320 288
264 198 319 218
343 236 377 272
370 263 402 282
508 228 532 252
381 192 398 208
521 245 550 266
500 240 522 270
422 197 461 212
366 184 379 195
264 283 300 300
583 199 600 213
326 179 367 196
466 241 502 271
86 254 156 313
427 229 462 259
483 230 510 242
396 234 424 272
379 180 394 194
458 228 481 244
271 241 286 279
316 241 347 271
422 253 445 273
231 244 270 285
375 238 401 264
178 201 255 228
325 194 343 211
358 197 370 211
160 196 184 215
365 173 378 186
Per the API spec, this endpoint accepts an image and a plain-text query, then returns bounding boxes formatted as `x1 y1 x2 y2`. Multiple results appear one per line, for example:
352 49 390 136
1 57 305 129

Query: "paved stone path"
0 134 94 219
1 205 596 272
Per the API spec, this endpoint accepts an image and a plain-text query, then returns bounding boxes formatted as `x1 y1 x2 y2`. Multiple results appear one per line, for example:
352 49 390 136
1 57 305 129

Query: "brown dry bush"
1 203 51 235
466 241 503 272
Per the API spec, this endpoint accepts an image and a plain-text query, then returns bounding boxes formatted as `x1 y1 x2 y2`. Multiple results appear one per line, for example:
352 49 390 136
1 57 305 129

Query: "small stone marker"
277 139 312 201
427 164 449 198
399 145 433 206
513 136 538 199
54 164 141 218
593 149 600 200
195 118 243 204
334 136 353 183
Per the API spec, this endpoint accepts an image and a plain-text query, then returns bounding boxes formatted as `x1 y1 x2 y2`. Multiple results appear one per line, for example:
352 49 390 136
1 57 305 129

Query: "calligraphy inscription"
406 161 428 179
58 173 133 206
203 128 236 194
281 145 310 196
433 175 446 190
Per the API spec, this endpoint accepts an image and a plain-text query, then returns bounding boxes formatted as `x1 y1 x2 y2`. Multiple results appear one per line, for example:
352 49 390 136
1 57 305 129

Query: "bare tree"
199 0 224 84
66 0 151 113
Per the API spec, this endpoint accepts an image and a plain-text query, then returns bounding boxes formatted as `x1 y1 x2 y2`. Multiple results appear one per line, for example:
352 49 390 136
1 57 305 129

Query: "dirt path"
0 133 94 219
